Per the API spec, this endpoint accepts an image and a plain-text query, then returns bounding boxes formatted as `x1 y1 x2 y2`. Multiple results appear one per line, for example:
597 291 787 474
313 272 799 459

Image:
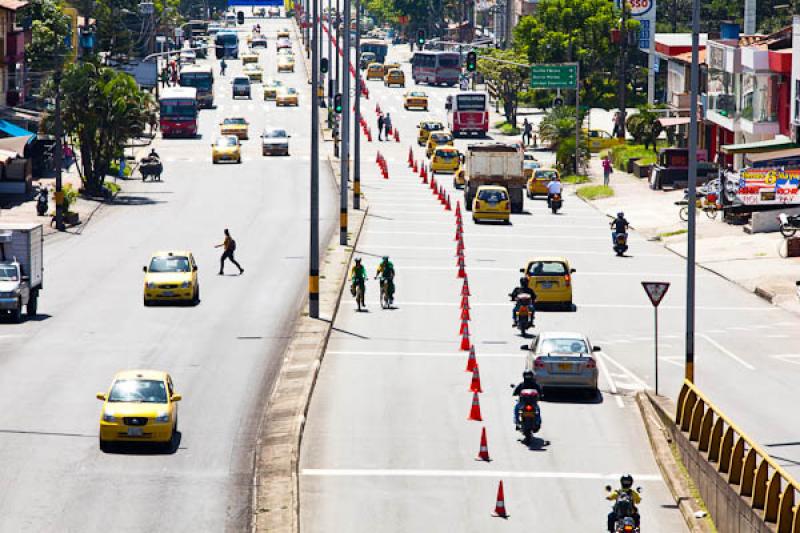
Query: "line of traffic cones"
393 128 400 142
375 151 388 179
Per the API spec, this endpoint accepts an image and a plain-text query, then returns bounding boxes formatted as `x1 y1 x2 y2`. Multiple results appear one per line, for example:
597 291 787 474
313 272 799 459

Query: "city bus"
215 30 239 59
411 51 460 86
159 87 198 137
446 91 489 136
179 64 215 108
360 39 388 63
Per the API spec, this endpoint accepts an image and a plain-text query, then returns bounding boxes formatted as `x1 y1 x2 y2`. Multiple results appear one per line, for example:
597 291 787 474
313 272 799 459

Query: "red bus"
159 87 198 138
446 91 489 136
411 51 460 86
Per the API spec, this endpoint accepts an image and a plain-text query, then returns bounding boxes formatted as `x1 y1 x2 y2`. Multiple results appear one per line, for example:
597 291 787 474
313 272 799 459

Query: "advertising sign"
736 168 800 205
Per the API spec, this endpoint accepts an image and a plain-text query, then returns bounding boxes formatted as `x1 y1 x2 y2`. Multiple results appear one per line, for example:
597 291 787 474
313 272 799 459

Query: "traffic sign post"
642 281 670 394
529 64 577 89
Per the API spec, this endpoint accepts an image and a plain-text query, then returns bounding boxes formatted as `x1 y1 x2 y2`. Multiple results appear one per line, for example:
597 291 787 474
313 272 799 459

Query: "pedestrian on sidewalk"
63 144 74 171
215 229 244 275
602 155 612 186
612 111 623 138
159 68 169 88
384 113 393 139
522 118 532 146
377 113 384 141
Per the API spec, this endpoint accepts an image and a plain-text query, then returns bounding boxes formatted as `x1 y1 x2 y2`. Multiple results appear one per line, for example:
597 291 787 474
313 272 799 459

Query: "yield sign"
641 281 670 307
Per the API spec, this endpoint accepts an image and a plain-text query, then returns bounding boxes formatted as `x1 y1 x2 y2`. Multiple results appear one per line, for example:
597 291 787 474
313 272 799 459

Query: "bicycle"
378 278 393 309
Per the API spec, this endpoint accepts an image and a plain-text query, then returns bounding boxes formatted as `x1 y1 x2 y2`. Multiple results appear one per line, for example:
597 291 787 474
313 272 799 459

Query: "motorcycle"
550 193 562 214
139 157 163 182
515 389 541 444
605 485 642 533
778 213 800 238
613 232 628 256
35 188 48 216
513 293 534 335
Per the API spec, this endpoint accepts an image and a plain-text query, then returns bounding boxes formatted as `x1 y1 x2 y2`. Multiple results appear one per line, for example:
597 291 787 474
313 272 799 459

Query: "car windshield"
245 64 258 70
224 118 246 125
233 77 249 85
410 92 425 97
264 129 287 138
539 338 589 355
108 379 168 403
432 134 452 142
436 149 456 158
0 265 18 281
527 261 567 276
285 88 297 94
477 189 507 202
215 137 237 147
149 255 191 272
536 170 558 180
424 123 443 131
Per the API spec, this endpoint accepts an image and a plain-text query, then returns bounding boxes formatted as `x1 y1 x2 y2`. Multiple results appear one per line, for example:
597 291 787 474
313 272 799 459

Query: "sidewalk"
583 156 800 314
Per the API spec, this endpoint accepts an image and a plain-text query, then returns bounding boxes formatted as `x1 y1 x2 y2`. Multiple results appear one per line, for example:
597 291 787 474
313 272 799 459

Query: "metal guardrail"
676 380 800 532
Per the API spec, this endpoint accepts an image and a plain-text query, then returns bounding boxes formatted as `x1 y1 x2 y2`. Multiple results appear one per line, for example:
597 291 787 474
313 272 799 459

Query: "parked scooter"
35 188 48 216
778 213 800 238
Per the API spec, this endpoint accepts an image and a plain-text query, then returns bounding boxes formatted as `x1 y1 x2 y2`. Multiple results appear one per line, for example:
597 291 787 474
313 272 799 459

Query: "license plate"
127 427 143 437
541 281 553 289
162 291 174 296
558 363 572 371
522 412 537 418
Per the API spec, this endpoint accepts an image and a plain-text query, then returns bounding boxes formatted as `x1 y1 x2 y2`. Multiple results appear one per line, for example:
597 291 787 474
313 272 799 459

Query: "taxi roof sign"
642 281 670 307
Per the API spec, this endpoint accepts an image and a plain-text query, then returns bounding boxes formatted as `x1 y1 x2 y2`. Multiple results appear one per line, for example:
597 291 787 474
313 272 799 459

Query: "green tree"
625 107 663 150
538 106 589 172
365 0 400 24
22 0 71 72
477 48 529 127
45 62 156 195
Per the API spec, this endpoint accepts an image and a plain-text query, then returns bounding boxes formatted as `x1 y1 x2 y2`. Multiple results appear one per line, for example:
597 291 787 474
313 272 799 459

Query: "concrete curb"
636 392 715 533
251 181 367 531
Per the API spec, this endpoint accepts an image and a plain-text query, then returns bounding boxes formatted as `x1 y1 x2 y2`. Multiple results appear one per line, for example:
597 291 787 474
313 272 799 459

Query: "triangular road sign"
641 281 670 307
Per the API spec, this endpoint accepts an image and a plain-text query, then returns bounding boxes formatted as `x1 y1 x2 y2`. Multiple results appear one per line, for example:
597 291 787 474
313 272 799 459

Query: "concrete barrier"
747 206 800 234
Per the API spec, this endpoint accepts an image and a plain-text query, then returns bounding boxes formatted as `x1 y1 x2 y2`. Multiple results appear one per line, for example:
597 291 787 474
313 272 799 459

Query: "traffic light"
237 11 244 24
416 30 425 46
320 58 329 74
334 93 343 113
466 51 477 72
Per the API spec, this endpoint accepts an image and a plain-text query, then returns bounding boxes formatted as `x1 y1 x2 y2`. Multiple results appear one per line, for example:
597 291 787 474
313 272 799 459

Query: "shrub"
576 184 614 200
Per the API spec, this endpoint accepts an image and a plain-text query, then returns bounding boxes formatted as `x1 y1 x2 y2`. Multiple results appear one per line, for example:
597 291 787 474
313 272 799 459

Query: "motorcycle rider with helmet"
610 212 629 243
606 474 642 532
509 277 536 326
512 369 543 426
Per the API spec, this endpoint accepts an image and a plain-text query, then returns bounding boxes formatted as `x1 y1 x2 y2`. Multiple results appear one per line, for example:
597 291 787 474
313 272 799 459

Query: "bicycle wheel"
780 224 797 238
705 206 718 220
679 206 689 222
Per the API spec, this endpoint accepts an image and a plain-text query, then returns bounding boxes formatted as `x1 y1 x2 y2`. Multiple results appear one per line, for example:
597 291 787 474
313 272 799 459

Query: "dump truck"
463 142 525 213
0 223 43 322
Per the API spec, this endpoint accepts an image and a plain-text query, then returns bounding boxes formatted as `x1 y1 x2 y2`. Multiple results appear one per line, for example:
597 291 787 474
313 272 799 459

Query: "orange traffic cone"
461 294 470 311
457 257 466 279
422 166 428 184
493 481 508 518
460 318 470 335
412 159 418 173
461 277 471 295
455 227 463 241
445 193 452 210
461 305 471 322
477 427 491 461
460 327 471 351
367 127 372 142
455 201 462 216
408 147 414 167
469 364 483 393
394 128 400 142
375 151 381 164
376 103 381 114
468 392 482 421
383 166 389 180
465 346 477 371
456 240 464 254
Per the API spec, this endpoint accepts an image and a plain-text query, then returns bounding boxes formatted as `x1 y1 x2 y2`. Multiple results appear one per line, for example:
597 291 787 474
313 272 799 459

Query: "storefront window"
741 72 778 123
707 68 737 117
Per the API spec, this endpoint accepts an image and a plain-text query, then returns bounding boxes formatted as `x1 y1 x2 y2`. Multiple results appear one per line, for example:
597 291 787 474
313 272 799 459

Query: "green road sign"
529 65 577 89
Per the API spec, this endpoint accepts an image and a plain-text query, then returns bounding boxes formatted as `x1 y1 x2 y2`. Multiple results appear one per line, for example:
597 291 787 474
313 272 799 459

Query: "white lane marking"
338 300 778 312
301 468 663 481
358 244 671 258
595 353 624 408
595 352 649 390
767 334 791 339
326 350 523 358
659 356 684 368
698 334 756 370
771 354 800 365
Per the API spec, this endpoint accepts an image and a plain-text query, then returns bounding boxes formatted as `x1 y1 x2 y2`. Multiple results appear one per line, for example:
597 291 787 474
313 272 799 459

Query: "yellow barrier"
676 380 800 532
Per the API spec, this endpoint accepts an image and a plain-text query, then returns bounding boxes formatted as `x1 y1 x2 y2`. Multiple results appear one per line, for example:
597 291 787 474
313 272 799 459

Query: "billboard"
736 168 800 205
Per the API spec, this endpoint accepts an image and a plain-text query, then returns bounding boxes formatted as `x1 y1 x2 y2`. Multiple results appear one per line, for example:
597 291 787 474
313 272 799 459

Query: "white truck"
0 223 43 322
463 142 526 214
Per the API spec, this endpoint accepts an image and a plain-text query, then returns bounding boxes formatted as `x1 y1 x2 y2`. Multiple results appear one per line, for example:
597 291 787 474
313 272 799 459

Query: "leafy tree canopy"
477 48 529 127
22 0 71 71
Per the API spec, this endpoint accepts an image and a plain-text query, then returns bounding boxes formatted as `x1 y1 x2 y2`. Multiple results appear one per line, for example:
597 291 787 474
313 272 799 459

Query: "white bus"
179 64 214 108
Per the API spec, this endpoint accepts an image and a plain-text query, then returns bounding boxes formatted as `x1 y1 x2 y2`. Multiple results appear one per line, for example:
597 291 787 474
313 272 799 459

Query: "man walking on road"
522 118 532 146
215 229 244 275
384 113 393 140
377 113 384 141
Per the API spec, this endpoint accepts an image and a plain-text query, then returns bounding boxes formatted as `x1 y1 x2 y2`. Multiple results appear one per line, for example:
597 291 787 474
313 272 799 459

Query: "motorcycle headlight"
146 282 156 289
102 412 118 422
155 412 170 423
181 281 191 289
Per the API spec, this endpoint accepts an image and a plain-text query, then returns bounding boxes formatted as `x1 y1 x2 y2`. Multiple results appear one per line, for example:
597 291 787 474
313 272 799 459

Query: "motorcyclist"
374 256 395 301
606 474 642 532
350 257 367 299
512 369 543 398
146 148 160 162
509 277 536 326
546 175 563 208
610 212 629 244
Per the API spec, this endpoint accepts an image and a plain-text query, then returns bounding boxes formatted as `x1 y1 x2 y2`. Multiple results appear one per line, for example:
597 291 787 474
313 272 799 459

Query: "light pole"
340 0 350 245
685 0 700 381
310 0 320 318
327 0 333 111
53 67 65 232
353 0 361 210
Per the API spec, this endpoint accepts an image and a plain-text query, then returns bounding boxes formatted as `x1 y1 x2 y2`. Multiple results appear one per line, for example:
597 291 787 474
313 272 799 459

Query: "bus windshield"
216 33 238 45
456 94 486 111
160 100 197 118
180 73 212 90
438 54 460 68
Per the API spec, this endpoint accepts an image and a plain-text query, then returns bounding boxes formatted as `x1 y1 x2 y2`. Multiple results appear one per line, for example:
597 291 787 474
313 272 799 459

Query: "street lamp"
53 67 65 232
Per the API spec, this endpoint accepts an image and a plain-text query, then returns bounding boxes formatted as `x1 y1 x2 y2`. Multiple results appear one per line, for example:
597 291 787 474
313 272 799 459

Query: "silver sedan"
523 331 600 392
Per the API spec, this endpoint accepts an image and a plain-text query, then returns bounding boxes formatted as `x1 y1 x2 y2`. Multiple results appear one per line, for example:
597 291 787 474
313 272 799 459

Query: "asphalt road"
301 41 800 531
0 16 336 532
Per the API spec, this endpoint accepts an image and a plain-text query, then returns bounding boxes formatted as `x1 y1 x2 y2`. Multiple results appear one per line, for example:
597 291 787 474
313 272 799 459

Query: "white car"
180 49 196 63
523 331 600 394
261 128 290 156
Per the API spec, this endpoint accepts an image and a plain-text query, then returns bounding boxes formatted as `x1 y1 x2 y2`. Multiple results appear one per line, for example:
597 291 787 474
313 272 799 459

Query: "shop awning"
721 135 796 154
745 147 800 163
658 117 691 127
0 120 35 142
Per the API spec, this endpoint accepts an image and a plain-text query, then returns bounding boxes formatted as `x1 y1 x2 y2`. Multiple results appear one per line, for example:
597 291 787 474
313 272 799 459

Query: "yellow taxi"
384 68 405 87
431 146 461 174
417 120 445 146
453 164 466 189
472 185 510 224
527 168 559 199
277 55 295 72
384 62 401 71
241 51 259 64
425 130 454 158
277 27 291 38
276 86 299 106
403 90 428 111
366 62 384 80
142 250 200 304
220 117 249 139
585 129 624 152
243 63 263 82
97 370 182 451
521 256 575 309
211 135 242 164
263 78 284 100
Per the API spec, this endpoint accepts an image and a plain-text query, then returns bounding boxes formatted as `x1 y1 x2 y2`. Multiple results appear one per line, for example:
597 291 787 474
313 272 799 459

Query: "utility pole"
617 3 628 138
685 0 700 382
310 0 320 318
353 0 361 210
340 0 350 244
53 67 65 232
327 0 333 112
